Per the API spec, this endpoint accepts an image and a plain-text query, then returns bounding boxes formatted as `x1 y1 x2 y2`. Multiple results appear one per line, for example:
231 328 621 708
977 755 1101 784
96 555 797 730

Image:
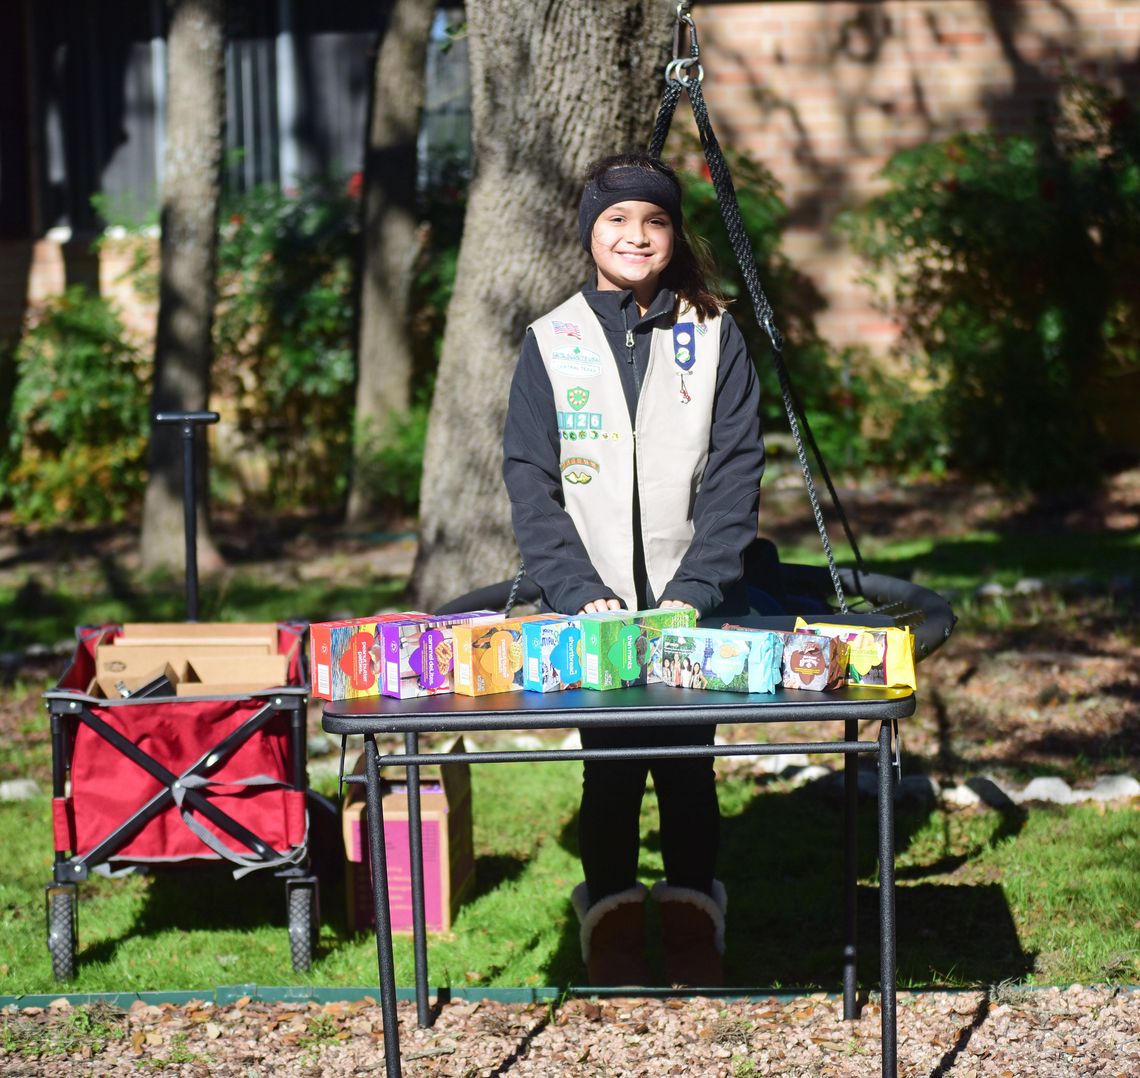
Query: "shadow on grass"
543 781 1033 990
849 531 1139 588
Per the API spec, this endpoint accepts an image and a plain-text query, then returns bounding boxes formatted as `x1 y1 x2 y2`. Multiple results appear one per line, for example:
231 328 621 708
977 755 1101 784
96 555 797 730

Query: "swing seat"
433 537 955 661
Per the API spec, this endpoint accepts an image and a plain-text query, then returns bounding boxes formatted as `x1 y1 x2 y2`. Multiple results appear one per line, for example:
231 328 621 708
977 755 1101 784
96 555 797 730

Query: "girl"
502 152 764 987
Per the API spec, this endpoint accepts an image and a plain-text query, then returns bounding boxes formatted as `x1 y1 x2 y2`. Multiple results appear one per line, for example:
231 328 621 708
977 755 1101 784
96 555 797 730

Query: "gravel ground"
3 985 1137 1076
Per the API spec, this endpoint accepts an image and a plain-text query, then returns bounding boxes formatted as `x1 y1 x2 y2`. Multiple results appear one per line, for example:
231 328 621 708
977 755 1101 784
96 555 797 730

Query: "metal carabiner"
673 11 698 62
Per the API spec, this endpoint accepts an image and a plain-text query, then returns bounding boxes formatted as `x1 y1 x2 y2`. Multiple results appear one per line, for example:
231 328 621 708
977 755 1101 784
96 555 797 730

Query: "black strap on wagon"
650 1 868 613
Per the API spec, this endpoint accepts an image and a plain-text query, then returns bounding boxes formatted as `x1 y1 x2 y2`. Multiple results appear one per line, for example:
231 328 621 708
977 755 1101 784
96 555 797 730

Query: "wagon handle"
154 411 220 621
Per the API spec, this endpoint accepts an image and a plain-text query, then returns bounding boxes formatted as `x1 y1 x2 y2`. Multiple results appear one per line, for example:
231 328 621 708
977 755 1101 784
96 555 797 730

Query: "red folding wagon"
43 620 319 980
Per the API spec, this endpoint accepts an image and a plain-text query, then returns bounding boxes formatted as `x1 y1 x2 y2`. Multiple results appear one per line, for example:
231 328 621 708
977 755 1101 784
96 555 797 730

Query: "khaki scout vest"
530 293 722 610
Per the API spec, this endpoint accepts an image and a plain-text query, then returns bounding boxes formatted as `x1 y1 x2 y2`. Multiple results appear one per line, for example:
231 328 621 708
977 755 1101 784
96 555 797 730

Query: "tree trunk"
409 0 675 612
141 0 226 575
346 0 436 524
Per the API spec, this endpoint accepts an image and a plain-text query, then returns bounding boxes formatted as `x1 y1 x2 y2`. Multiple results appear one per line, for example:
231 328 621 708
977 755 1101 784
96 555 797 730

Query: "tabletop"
321 683 916 735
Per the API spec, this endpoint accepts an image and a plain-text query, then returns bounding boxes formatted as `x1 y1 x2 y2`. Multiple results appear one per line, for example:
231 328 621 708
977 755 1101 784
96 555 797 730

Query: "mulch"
3 985 1137 1076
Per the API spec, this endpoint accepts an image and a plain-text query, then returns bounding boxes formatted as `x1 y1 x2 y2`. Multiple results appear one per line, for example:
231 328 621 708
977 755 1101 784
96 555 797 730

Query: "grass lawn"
2 766 1137 995
0 512 1137 995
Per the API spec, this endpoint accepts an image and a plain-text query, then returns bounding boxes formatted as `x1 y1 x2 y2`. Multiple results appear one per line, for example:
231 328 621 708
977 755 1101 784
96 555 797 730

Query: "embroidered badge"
551 346 601 379
558 411 603 432
566 386 590 411
552 319 583 341
696 323 708 336
673 324 696 370
561 456 600 485
673 322 696 405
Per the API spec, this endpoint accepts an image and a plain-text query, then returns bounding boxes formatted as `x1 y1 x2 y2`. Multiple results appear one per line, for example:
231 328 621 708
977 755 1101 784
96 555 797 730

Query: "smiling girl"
502 152 765 988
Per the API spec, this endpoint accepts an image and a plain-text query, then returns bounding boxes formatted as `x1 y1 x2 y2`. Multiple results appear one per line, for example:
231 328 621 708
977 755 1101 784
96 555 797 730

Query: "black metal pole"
364 735 402 1078
842 717 858 1020
153 411 218 622
877 720 897 1078
179 428 198 619
404 731 431 1027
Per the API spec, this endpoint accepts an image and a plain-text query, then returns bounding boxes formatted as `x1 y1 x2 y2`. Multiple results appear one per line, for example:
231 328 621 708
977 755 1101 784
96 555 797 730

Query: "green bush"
679 148 912 477
351 393 431 513
2 287 149 525
840 78 1140 492
212 178 360 512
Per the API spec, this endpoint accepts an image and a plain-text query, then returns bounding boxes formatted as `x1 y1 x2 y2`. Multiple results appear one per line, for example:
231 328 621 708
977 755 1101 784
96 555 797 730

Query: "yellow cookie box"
794 619 917 689
452 615 559 697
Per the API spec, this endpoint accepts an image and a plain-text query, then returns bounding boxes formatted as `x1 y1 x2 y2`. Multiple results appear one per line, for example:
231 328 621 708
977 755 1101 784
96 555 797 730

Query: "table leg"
365 735 402 1078
405 731 431 1027
877 721 898 1078
843 718 858 1020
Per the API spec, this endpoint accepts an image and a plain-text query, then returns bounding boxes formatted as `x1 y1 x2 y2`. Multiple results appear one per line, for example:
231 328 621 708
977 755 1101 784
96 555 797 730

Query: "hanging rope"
649 7 867 612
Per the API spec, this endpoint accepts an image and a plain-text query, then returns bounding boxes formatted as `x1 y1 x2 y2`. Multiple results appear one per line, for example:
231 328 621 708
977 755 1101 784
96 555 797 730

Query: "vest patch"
551 346 602 379
566 387 589 410
552 319 583 340
561 456 599 484
558 410 603 431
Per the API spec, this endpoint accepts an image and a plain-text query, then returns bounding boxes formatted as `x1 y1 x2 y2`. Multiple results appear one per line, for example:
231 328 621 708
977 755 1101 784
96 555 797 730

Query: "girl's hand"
659 599 695 611
578 598 622 614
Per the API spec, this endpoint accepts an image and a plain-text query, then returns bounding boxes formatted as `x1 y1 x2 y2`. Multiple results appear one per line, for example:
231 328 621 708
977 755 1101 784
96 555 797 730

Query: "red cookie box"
309 613 428 701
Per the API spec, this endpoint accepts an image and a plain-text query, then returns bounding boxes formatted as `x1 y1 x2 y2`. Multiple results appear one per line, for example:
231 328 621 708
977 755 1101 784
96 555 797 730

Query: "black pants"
577 723 720 903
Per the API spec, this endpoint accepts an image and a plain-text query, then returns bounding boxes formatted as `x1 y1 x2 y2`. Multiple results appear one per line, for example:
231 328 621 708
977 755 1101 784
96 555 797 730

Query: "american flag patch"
552 320 582 340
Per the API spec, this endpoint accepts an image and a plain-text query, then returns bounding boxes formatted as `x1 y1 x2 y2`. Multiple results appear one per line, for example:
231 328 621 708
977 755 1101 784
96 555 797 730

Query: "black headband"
578 166 683 251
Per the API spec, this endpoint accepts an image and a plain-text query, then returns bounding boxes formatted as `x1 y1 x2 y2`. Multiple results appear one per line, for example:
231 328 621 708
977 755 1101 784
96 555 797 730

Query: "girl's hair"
584 152 727 321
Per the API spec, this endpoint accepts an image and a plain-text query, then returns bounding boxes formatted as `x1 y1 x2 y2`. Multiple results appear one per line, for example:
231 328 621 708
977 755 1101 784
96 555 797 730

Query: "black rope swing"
652 3 866 613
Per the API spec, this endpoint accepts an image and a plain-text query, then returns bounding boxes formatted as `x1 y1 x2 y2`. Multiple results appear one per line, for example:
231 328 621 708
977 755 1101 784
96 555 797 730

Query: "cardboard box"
175 653 290 696
94 661 184 700
377 612 505 700
580 608 699 690
521 617 582 692
117 622 279 650
659 627 784 694
451 615 553 697
342 739 475 933
308 613 428 700
95 623 298 698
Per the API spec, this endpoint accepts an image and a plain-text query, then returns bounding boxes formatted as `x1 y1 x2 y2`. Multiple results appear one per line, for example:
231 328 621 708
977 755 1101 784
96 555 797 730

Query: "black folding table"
323 683 915 1078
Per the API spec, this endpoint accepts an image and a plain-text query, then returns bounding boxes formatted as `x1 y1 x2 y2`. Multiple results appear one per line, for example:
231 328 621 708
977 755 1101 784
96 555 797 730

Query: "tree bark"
409 0 675 612
346 0 436 524
141 0 226 575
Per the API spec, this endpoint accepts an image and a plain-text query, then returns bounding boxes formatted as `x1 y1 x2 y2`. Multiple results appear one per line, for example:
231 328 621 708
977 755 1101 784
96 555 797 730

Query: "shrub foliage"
3 288 149 525
840 79 1140 492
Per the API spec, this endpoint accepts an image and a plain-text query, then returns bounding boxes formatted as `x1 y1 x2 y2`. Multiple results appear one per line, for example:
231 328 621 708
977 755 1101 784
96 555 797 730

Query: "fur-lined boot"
570 882 651 986
652 879 727 987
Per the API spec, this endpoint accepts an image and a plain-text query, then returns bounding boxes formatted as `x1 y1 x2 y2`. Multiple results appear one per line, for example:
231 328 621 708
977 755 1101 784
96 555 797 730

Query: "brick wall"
6 2 1140 362
1 234 157 348
693 0 1140 351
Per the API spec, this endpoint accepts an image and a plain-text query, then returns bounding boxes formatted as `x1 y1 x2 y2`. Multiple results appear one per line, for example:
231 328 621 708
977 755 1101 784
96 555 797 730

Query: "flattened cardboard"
117 622 279 650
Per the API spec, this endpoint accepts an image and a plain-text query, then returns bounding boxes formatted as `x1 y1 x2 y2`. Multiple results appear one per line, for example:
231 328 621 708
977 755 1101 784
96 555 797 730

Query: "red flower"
346 171 364 199
701 162 712 182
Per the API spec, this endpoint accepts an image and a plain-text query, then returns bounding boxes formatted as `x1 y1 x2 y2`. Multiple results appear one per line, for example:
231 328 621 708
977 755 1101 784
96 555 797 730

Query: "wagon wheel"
46 885 78 982
286 880 319 972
